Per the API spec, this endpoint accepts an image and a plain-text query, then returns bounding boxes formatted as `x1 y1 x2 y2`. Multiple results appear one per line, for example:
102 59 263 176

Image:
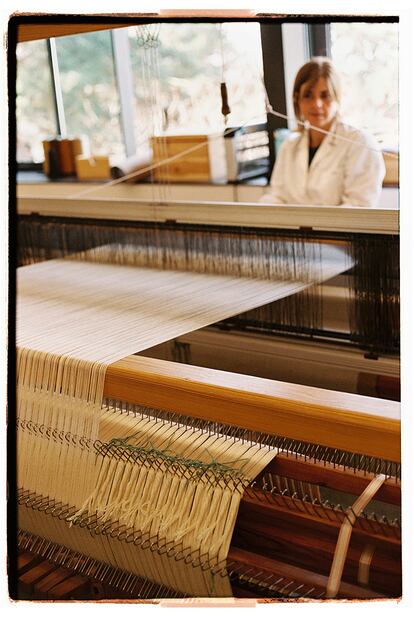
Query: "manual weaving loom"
14 229 401 601
13 17 400 601
15 17 400 361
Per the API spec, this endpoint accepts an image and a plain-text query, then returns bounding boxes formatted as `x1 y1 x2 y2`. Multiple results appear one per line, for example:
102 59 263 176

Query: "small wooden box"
75 155 111 181
151 133 227 183
42 138 83 177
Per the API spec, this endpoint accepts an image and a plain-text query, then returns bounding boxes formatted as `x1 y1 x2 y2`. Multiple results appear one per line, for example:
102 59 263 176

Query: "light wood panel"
151 135 226 183
15 21 152 43
104 355 401 462
16 195 400 234
15 11 258 43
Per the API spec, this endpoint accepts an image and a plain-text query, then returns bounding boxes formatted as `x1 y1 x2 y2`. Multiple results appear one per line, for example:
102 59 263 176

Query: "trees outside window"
128 22 266 151
15 21 399 165
16 40 57 163
55 30 124 157
330 22 398 149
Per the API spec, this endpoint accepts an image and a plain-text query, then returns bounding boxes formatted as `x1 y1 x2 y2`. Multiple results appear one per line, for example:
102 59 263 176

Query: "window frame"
16 28 133 168
47 38 67 138
16 38 59 168
308 23 331 57
259 23 287 176
111 28 137 158
16 18 398 173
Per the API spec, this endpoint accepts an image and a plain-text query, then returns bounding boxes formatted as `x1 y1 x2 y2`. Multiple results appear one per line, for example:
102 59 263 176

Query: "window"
55 30 124 157
15 20 398 170
330 22 398 149
128 22 266 146
16 40 57 163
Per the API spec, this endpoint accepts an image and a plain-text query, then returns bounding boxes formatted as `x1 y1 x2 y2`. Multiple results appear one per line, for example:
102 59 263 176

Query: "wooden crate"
75 155 111 180
151 133 227 183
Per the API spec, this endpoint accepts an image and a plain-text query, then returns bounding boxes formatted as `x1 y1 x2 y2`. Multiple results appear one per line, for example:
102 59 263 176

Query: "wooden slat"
16 22 146 43
240 490 401 548
16 195 400 235
104 355 401 462
227 547 384 599
19 560 57 593
48 575 91 600
15 9 256 44
264 453 401 505
17 552 43 575
34 567 74 596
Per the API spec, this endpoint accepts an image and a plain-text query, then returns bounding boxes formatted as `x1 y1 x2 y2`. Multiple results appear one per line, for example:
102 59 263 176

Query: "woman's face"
298 77 338 131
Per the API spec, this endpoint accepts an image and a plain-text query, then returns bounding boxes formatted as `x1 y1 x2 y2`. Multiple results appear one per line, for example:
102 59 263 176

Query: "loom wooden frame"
17 197 399 234
15 12 264 44
104 355 401 462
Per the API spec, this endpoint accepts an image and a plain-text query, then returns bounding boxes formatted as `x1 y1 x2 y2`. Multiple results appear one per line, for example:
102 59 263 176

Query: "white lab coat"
260 122 385 207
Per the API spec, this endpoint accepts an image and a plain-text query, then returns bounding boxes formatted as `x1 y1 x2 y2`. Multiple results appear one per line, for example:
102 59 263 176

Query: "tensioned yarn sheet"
16 244 350 597
17 243 349 361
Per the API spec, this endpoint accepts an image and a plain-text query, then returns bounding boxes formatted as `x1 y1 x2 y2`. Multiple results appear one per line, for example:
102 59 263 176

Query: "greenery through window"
330 22 398 149
128 22 266 153
15 21 399 167
16 39 57 163
55 30 124 157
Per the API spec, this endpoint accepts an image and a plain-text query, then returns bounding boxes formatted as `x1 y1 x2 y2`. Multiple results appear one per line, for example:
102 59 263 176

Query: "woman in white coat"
260 57 385 207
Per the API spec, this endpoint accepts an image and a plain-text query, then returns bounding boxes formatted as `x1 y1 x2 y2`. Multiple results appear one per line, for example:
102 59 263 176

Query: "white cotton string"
16 246 348 506
17 249 348 364
19 402 275 595
16 237 351 596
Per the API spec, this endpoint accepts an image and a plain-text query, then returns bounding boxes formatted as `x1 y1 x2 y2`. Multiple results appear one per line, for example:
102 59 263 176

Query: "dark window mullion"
260 23 288 178
308 23 331 57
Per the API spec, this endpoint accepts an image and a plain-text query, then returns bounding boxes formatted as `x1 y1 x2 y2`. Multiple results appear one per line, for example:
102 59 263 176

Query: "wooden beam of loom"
104 355 401 463
15 21 151 43
14 10 259 43
16 196 399 235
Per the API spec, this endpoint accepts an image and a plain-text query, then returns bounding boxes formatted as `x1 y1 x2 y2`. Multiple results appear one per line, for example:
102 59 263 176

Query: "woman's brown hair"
293 57 341 128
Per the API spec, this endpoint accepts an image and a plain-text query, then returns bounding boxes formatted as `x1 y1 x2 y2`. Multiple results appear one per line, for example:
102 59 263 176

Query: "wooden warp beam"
16 242 351 596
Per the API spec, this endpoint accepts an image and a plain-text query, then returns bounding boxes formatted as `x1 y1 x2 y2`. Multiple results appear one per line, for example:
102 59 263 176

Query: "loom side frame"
104 355 400 462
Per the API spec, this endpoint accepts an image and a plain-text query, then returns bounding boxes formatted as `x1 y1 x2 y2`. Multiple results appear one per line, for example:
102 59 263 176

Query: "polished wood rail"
265 453 400 505
104 355 400 462
228 548 386 600
16 22 139 43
